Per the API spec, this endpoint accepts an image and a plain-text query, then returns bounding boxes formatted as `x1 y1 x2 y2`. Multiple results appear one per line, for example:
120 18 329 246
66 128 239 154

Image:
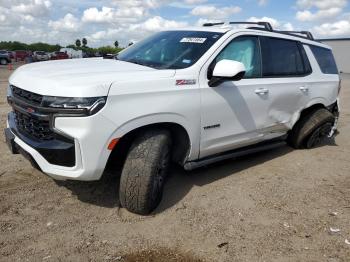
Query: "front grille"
11 86 43 106
10 86 54 141
14 110 54 141
8 86 76 167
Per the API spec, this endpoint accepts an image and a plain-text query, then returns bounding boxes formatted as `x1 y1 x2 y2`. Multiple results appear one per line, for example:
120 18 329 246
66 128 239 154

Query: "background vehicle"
33 51 49 62
5 22 340 215
102 53 116 59
60 48 83 59
50 51 69 60
0 50 11 65
14 50 30 61
7 51 15 60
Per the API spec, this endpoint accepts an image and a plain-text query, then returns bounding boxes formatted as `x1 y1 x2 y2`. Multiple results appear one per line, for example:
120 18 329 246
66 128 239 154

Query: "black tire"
0 58 8 65
119 129 172 215
287 108 335 149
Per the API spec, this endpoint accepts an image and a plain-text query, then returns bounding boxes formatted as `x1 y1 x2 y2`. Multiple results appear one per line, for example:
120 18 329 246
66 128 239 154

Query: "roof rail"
203 22 225 27
203 21 273 31
202 21 315 41
229 22 273 31
274 30 314 40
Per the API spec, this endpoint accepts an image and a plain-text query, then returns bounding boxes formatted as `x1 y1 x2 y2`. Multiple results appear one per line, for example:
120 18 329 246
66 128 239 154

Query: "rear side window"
260 37 305 77
310 46 338 74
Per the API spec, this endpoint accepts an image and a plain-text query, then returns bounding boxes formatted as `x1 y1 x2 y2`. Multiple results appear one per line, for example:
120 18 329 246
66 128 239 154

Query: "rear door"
199 34 312 158
257 36 313 129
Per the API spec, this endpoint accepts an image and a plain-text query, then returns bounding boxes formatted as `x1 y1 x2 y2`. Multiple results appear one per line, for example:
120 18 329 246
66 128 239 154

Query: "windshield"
117 31 223 69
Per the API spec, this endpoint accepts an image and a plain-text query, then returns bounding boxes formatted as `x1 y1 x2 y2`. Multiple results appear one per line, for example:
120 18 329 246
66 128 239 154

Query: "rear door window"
260 37 305 77
310 45 338 74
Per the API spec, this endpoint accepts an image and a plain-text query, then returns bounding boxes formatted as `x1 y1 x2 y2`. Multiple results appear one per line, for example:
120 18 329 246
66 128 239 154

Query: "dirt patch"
121 247 202 262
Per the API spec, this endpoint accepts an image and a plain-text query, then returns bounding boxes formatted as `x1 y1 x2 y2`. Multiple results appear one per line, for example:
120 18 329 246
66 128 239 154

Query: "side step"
184 140 286 171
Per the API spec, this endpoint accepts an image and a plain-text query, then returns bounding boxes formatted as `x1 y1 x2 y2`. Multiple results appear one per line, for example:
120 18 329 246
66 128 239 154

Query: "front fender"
106 113 199 161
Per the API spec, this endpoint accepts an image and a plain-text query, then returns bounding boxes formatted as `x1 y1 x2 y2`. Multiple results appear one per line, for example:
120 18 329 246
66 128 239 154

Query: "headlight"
42 96 107 115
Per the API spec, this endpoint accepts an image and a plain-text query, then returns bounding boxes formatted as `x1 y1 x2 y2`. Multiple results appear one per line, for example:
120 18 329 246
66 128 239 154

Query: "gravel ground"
0 63 349 262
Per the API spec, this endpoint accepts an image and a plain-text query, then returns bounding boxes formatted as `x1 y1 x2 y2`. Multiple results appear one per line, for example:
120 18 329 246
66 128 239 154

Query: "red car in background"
50 51 69 60
14 50 30 61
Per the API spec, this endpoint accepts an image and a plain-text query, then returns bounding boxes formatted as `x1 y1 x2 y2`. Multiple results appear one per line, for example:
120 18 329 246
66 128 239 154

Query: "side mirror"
209 59 246 87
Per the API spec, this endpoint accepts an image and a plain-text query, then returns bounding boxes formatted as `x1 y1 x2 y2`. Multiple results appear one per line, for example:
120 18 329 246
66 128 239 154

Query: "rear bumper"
327 98 340 137
327 98 340 116
35 57 49 61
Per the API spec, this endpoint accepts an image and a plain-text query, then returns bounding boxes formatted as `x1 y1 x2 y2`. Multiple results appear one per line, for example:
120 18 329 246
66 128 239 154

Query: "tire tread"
119 129 171 215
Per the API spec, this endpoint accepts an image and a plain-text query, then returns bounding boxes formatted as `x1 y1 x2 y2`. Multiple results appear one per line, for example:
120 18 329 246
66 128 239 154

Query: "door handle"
299 86 309 92
255 88 269 95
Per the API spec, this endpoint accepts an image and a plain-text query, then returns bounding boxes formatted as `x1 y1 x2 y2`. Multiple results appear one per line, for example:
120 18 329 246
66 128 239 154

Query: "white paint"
9 58 174 97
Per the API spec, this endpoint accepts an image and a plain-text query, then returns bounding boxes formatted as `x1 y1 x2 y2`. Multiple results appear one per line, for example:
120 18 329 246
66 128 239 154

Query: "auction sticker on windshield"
180 37 207 43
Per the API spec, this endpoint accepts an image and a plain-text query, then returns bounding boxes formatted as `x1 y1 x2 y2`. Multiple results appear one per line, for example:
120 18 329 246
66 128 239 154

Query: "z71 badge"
176 79 196 86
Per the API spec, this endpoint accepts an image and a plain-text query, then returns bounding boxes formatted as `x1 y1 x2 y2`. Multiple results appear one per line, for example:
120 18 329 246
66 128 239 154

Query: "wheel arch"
106 119 194 171
290 99 330 129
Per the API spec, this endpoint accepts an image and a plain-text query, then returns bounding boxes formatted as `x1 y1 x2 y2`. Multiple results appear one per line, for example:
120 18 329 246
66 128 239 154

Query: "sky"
0 0 350 47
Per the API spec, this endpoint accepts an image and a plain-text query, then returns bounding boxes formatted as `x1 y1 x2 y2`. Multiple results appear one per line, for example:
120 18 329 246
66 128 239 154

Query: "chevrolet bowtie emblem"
26 107 35 113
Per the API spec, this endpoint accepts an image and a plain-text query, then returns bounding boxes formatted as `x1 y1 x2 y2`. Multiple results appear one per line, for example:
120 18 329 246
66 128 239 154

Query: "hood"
9 58 175 97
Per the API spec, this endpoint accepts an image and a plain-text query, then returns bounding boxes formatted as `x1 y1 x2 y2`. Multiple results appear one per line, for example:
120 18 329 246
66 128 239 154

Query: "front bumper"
5 84 118 181
7 111 75 167
5 128 42 171
5 111 117 181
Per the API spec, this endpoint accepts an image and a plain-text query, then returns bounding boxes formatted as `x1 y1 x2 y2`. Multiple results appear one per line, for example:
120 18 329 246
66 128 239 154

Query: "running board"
184 140 286 171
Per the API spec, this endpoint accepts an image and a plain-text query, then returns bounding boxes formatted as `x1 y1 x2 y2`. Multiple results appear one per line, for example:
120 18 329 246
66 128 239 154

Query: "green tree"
75 39 81 47
0 40 124 55
82 38 87 47
0 41 61 52
66 44 77 50
28 42 61 52
114 40 119 48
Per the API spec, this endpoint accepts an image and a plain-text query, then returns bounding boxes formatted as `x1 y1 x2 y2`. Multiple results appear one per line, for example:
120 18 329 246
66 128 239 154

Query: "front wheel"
119 129 172 215
0 58 8 65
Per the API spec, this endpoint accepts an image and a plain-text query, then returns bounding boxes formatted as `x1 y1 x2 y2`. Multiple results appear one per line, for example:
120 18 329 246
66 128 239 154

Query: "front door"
199 35 273 158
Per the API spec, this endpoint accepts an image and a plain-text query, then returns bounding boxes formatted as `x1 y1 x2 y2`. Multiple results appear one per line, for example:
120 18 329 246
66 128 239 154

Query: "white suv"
5 22 340 214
